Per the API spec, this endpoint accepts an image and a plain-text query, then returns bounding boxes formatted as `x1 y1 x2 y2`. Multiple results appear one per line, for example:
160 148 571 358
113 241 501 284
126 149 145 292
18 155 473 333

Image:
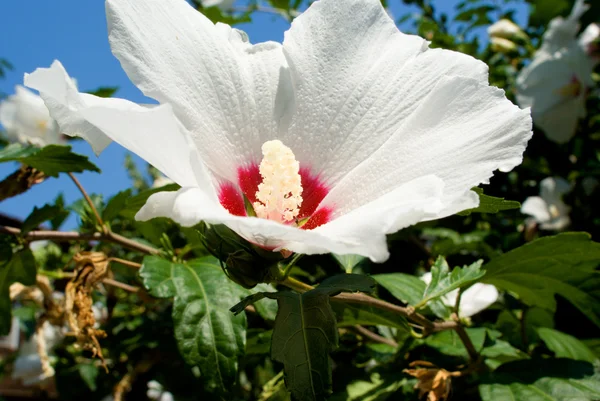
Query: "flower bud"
490 37 518 53
488 19 525 40
198 223 284 289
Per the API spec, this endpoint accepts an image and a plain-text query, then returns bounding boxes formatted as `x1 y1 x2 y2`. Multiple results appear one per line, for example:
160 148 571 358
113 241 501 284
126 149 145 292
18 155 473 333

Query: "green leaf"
139 256 247 393
0 143 38 161
78 363 99 391
21 204 62 234
373 273 426 305
330 372 405 401
482 233 600 327
119 184 179 219
315 274 377 296
479 359 600 401
458 187 520 215
0 249 37 335
102 189 132 222
332 302 409 331
269 290 337 401
231 275 377 401
417 257 485 309
246 329 272 355
251 283 278 321
333 254 367 274
49 194 70 230
538 328 599 364
85 86 118 98
424 328 487 358
0 144 100 177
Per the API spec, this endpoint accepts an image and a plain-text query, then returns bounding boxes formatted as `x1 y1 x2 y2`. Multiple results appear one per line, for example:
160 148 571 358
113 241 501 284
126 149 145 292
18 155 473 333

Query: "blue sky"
0 0 529 228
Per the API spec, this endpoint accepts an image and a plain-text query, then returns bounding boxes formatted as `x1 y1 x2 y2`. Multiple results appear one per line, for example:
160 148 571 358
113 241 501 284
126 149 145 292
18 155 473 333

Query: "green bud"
198 222 285 289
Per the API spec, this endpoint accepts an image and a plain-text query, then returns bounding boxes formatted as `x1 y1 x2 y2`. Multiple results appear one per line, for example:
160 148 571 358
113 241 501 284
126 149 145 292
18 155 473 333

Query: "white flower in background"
26 0 532 262
12 321 63 386
152 175 175 188
516 0 600 143
421 272 499 317
201 0 235 11
147 380 175 401
521 177 571 231
0 317 21 351
0 86 63 147
488 19 525 40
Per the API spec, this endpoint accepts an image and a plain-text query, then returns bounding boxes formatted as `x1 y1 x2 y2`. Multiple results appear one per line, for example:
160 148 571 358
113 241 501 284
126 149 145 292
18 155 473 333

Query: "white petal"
540 177 571 200
579 23 600 51
137 175 445 262
541 0 588 54
540 215 571 231
0 86 59 146
458 283 499 317
535 94 586 143
24 61 112 154
516 54 576 114
318 75 531 220
0 94 17 132
25 61 198 187
521 196 551 223
282 0 490 187
106 0 291 181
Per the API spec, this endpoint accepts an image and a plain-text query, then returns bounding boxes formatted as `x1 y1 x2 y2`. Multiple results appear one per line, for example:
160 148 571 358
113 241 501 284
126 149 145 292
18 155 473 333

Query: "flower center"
548 204 561 219
36 120 48 132
253 140 303 224
556 76 582 98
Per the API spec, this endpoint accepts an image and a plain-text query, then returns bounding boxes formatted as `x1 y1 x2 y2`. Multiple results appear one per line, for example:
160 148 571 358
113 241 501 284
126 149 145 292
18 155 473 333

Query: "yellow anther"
556 79 582 98
254 140 303 224
36 120 48 131
549 204 561 219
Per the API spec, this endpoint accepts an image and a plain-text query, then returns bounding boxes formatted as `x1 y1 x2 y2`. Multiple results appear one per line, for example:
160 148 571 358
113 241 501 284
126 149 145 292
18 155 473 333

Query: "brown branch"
282 277 442 332
102 278 140 293
351 325 398 348
0 225 159 255
109 257 142 270
0 165 46 202
451 313 479 362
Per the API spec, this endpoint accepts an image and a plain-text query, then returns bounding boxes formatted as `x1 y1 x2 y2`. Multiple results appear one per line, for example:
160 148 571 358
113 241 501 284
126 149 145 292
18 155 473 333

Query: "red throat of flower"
217 140 332 230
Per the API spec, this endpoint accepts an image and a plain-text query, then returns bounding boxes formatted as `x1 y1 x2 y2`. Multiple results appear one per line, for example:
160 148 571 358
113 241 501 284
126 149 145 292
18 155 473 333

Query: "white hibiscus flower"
25 0 532 262
521 177 571 231
0 86 64 147
421 272 499 318
12 321 63 386
516 0 600 143
147 380 175 401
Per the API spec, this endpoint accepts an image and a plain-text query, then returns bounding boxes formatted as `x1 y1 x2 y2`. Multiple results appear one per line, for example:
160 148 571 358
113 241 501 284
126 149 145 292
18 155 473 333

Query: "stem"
282 277 445 332
351 325 398 348
68 173 105 230
280 254 303 279
109 257 142 270
451 313 479 362
0 225 159 255
102 278 140 293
